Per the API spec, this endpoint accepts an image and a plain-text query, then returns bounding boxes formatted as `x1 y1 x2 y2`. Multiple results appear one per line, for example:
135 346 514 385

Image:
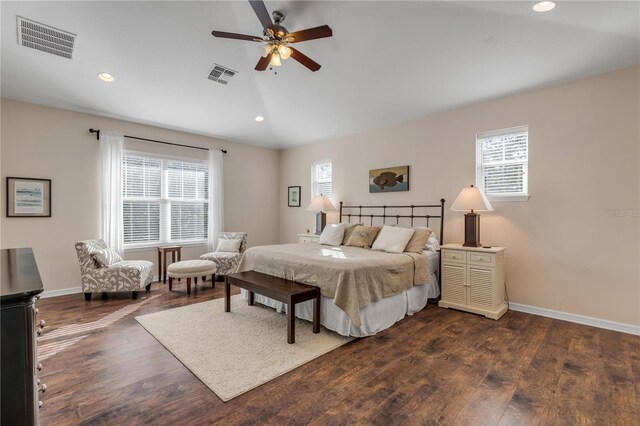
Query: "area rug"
135 295 353 401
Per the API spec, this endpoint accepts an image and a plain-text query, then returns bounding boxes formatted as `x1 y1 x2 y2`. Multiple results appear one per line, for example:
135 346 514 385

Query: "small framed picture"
6 177 52 217
288 186 301 207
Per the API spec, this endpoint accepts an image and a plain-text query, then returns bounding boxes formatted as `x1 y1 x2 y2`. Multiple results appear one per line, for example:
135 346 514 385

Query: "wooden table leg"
225 278 231 312
162 252 167 284
187 277 191 296
313 290 320 334
158 250 162 283
287 296 295 344
248 291 254 306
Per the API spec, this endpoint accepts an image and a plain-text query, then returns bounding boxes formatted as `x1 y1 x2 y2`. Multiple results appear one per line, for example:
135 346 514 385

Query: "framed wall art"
369 166 409 193
288 186 301 207
6 177 51 217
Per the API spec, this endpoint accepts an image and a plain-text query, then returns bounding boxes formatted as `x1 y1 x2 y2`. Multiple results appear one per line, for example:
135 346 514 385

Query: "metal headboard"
338 199 446 248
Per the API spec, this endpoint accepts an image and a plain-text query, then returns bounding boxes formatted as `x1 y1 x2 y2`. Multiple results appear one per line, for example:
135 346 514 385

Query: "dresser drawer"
467 251 495 266
442 249 466 264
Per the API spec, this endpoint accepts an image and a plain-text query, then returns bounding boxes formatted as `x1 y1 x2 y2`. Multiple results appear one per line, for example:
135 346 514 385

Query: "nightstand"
298 233 320 244
438 243 507 320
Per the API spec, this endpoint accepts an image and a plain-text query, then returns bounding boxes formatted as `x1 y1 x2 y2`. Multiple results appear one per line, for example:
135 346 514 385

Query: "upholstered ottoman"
167 260 217 296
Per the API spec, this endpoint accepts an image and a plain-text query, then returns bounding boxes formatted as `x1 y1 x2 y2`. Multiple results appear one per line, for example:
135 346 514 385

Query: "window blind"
476 126 528 198
311 159 332 199
122 153 208 247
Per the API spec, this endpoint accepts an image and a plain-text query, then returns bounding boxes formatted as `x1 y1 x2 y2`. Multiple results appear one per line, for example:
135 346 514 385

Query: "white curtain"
207 149 224 252
99 131 124 255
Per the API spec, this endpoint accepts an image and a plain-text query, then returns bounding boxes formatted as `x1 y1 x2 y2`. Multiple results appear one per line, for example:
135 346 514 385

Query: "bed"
238 200 445 337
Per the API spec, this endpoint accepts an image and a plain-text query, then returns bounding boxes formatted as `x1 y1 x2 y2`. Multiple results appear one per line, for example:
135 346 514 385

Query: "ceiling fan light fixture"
278 44 292 60
270 53 282 67
533 1 556 12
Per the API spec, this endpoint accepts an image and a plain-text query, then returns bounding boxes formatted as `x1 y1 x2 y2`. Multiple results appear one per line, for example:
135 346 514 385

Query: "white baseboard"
41 276 161 299
41 286 81 299
509 302 640 336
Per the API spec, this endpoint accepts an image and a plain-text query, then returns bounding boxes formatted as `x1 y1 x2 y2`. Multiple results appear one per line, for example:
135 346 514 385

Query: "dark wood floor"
37 281 639 425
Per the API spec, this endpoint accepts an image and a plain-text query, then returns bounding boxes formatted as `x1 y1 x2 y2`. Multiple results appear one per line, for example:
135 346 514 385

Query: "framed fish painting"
369 166 409 193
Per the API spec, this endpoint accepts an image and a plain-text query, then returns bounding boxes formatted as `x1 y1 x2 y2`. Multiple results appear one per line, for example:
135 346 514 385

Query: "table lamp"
451 185 494 247
307 195 336 235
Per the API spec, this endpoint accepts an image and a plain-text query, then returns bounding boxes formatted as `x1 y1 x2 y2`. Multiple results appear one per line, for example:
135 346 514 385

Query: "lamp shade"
307 195 336 212
450 185 494 212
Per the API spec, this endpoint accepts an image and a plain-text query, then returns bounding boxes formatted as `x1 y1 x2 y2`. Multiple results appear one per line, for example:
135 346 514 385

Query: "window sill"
486 194 530 203
124 241 208 253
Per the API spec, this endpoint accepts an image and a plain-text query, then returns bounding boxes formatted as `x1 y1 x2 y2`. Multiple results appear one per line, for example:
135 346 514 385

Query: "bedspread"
237 243 430 326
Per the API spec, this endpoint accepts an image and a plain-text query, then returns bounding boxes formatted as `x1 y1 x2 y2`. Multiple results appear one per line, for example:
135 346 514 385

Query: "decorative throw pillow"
91 248 123 268
341 223 362 245
371 225 415 253
404 227 432 253
319 223 350 246
345 226 380 249
425 231 440 252
216 238 242 253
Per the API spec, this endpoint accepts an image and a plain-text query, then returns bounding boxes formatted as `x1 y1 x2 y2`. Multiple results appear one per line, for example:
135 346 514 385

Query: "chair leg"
202 275 206 282
195 277 198 285
212 275 215 288
187 278 191 296
169 277 173 291
132 291 139 300
84 292 92 301
101 292 107 300
146 283 151 291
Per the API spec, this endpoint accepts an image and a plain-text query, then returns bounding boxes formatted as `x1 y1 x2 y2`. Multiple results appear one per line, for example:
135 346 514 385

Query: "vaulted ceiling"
1 1 638 148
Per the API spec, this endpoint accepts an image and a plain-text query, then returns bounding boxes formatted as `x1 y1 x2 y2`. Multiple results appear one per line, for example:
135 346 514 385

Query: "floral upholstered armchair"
75 239 154 301
200 232 247 279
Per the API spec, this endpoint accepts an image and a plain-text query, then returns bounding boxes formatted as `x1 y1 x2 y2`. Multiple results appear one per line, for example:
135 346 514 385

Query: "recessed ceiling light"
97 72 114 82
533 1 556 12
255 116 264 122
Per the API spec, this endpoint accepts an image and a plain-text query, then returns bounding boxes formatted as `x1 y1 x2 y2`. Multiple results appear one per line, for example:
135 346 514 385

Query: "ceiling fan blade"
255 54 271 71
249 0 273 30
285 25 333 43
289 47 321 72
212 30 262 42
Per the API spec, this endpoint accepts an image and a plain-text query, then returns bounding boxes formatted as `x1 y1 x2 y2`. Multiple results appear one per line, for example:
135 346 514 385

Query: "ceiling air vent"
208 64 237 85
17 16 77 59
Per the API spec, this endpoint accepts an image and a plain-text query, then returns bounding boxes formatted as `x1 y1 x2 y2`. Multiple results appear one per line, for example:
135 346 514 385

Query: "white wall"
279 66 640 327
0 99 280 292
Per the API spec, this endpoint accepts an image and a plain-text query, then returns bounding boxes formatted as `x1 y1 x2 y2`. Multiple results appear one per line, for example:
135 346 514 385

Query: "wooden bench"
224 271 321 344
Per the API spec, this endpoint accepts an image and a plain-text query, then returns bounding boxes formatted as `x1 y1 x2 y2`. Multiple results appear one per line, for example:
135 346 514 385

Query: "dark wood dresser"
1 248 45 426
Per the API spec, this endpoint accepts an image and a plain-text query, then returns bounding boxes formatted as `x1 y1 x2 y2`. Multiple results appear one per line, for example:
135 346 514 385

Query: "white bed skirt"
241 272 440 337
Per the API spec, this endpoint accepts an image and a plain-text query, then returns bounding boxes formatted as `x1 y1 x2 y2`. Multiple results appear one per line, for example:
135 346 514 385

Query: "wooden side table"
158 246 182 284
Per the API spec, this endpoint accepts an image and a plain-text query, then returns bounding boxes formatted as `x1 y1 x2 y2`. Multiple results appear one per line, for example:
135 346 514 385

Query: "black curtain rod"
89 129 227 154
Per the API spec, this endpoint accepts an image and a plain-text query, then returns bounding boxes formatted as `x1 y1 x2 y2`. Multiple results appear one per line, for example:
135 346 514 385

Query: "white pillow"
371 225 415 254
319 223 350 246
91 248 123 268
216 238 242 253
425 232 440 252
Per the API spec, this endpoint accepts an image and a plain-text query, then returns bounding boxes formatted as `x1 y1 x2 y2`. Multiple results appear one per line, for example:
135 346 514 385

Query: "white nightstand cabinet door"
442 263 466 305
467 266 494 310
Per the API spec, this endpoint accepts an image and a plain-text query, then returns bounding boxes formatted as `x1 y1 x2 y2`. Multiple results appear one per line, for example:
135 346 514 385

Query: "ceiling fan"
211 0 333 72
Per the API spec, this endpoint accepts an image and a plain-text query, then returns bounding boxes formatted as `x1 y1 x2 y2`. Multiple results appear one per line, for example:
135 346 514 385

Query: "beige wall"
0 99 280 292
280 66 640 326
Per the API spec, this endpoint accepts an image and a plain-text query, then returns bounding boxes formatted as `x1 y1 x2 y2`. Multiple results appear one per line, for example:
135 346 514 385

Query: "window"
311 159 332 199
122 152 208 247
476 126 529 201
